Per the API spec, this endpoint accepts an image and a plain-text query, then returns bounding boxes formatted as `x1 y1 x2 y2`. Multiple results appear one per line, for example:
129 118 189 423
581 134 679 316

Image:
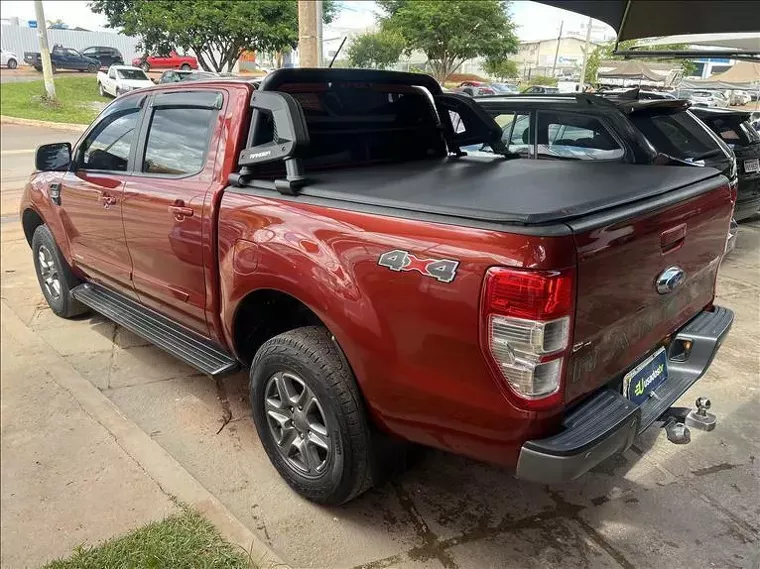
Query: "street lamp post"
34 0 56 100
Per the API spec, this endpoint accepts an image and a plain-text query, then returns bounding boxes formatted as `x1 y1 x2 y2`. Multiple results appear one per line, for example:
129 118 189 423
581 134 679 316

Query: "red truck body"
132 50 198 70
20 71 734 500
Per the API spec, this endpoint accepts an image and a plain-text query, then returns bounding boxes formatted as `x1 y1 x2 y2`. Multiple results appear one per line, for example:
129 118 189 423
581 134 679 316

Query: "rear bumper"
516 306 733 484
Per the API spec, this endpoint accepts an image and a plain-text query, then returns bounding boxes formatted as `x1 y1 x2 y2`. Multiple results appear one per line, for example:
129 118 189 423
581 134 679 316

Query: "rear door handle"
168 205 194 219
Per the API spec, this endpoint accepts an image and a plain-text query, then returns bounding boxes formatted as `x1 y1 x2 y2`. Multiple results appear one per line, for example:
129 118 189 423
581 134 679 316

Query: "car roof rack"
473 92 619 108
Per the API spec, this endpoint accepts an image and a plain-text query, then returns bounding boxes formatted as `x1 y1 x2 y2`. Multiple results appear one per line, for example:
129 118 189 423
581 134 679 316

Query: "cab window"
537 111 624 161
78 109 140 172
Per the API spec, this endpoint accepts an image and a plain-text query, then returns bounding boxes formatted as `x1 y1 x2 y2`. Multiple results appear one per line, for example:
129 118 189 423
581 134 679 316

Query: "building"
514 36 600 80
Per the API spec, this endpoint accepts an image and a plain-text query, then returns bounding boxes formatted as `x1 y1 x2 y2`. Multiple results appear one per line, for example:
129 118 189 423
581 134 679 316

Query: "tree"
90 0 338 72
347 29 404 70
376 0 518 83
483 58 518 81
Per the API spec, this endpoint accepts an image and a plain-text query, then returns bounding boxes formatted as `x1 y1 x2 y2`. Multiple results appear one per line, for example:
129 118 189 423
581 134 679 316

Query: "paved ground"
1 124 758 569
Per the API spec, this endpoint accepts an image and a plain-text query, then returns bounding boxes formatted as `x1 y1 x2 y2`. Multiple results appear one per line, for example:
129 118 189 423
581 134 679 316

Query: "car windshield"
701 115 760 146
118 69 149 80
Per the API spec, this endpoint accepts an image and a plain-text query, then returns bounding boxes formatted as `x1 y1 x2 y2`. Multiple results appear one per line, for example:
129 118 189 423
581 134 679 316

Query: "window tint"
80 110 139 171
82 48 96 57
537 112 623 161
142 107 214 175
631 111 718 160
66 49 80 57
505 113 533 155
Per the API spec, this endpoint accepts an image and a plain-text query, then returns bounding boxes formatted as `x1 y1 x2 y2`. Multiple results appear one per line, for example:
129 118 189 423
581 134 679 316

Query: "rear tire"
98 82 105 97
250 326 373 505
180 63 191 70
31 225 88 319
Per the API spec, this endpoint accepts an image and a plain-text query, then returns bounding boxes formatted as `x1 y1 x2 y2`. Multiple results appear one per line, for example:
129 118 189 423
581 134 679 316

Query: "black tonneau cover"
300 156 724 225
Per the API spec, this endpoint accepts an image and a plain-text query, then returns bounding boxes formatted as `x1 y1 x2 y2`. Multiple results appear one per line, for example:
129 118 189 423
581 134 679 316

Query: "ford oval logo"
656 266 686 294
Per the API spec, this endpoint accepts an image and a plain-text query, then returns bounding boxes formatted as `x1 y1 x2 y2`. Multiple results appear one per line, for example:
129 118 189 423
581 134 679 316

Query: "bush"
525 75 558 87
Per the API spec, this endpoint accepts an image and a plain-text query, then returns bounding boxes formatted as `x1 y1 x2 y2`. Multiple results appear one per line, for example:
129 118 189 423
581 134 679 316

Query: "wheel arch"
22 207 44 247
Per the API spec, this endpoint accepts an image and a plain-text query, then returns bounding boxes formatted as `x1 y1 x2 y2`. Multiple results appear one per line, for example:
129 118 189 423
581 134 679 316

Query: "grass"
0 75 104 124
41 506 257 569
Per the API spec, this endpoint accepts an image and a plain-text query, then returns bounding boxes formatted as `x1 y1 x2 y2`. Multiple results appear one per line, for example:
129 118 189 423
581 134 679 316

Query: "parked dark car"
692 107 760 220
521 85 559 94
157 69 196 83
24 45 99 72
82 46 124 69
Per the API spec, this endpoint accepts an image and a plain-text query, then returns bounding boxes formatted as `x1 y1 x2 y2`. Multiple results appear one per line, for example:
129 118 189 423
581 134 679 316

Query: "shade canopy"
598 59 667 81
679 61 760 90
537 1 759 43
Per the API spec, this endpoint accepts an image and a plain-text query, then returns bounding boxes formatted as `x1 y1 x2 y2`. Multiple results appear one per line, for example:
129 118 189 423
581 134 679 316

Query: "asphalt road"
1 122 758 569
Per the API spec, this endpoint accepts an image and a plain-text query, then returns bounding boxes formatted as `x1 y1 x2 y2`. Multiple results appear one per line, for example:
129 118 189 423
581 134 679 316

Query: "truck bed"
298 156 724 226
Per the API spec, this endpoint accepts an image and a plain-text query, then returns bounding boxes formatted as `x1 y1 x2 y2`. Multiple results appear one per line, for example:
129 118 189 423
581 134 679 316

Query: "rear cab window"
630 111 723 162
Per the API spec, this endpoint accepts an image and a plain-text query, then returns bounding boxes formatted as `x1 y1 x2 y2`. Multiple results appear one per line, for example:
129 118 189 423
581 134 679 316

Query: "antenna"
329 37 347 68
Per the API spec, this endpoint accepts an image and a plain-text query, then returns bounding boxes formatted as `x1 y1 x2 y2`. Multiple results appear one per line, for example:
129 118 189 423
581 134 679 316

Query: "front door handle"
168 205 194 220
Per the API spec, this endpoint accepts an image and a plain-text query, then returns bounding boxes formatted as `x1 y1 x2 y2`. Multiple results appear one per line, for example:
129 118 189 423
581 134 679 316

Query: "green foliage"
42 507 252 569
0 76 103 124
90 0 339 71
526 75 558 87
347 30 404 69
483 58 519 81
377 0 518 82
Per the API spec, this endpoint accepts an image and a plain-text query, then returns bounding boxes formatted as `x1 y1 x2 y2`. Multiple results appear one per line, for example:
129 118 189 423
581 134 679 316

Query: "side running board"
71 283 239 377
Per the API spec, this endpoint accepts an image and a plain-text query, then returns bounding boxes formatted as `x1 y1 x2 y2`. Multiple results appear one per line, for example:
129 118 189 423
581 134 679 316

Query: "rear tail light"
480 267 575 409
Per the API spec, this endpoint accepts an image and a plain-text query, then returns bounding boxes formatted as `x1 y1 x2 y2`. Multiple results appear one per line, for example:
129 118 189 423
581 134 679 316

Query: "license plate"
745 158 759 173
622 347 668 405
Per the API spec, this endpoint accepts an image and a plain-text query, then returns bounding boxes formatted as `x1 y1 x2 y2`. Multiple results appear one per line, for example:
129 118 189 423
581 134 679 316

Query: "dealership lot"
1 123 758 568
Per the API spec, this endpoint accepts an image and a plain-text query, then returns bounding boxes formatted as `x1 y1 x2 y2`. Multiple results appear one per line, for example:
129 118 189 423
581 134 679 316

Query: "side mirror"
36 143 71 171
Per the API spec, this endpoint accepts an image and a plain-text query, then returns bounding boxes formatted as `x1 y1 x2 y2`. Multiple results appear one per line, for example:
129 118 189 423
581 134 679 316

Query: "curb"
0 115 87 132
1 303 288 568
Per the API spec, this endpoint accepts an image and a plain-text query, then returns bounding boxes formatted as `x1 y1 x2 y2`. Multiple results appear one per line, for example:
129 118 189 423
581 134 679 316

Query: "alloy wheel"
264 371 331 478
37 245 61 300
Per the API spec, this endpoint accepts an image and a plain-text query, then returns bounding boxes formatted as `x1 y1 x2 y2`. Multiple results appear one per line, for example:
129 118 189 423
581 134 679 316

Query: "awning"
598 60 666 81
678 61 760 90
536 1 759 43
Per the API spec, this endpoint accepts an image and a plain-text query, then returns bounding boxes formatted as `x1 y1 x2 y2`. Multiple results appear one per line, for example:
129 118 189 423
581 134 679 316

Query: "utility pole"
298 0 319 68
34 0 56 99
578 17 593 88
551 20 564 78
316 0 324 67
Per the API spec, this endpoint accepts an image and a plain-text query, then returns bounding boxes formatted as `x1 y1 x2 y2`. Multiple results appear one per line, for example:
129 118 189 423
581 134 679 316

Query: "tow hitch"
659 397 716 444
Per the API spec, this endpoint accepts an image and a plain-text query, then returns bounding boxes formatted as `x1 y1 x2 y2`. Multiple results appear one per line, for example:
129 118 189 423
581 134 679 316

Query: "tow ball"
659 397 716 444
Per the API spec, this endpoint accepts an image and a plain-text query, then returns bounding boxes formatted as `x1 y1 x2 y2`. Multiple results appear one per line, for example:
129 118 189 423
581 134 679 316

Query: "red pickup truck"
21 69 734 505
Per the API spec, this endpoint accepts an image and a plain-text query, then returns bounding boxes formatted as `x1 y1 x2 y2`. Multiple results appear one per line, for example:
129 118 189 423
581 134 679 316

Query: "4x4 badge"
378 249 459 283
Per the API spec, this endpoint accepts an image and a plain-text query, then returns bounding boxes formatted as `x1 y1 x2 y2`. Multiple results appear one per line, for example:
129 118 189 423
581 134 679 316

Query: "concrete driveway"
1 124 758 568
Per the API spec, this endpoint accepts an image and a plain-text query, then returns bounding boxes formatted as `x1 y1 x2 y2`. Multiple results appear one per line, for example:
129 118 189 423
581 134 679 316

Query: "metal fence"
0 25 141 62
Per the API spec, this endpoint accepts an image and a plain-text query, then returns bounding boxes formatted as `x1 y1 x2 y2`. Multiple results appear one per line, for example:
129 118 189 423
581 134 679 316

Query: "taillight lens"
481 268 575 409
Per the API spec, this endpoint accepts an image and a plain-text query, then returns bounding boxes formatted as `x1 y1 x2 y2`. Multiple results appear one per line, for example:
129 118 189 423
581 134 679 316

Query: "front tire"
7 58 17 69
87 64 97 73
180 63 191 70
98 82 105 97
31 225 88 318
250 326 372 505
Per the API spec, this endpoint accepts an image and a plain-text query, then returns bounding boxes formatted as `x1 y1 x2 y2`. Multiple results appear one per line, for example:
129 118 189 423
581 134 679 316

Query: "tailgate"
565 176 733 403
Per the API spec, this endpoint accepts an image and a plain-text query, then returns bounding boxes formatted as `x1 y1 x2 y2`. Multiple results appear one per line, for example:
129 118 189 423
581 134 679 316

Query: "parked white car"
1 48 18 69
728 90 751 106
687 90 728 108
97 65 154 97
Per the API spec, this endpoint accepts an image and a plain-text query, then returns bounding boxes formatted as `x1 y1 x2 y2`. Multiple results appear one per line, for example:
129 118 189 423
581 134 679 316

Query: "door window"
79 109 140 172
142 107 215 175
65 49 80 58
537 111 623 161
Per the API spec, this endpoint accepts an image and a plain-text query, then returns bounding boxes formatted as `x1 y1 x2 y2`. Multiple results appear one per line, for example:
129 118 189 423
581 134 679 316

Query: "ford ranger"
21 69 734 505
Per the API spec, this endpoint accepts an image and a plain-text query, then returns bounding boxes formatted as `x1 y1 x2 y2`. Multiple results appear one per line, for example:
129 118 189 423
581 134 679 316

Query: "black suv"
690 107 759 221
467 92 738 212
82 46 124 68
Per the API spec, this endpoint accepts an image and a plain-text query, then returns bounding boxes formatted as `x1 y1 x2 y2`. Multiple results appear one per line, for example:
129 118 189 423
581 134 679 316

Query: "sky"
0 0 616 41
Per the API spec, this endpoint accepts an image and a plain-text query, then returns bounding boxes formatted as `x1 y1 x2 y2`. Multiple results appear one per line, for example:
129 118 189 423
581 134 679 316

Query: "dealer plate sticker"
745 158 759 173
623 347 668 406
